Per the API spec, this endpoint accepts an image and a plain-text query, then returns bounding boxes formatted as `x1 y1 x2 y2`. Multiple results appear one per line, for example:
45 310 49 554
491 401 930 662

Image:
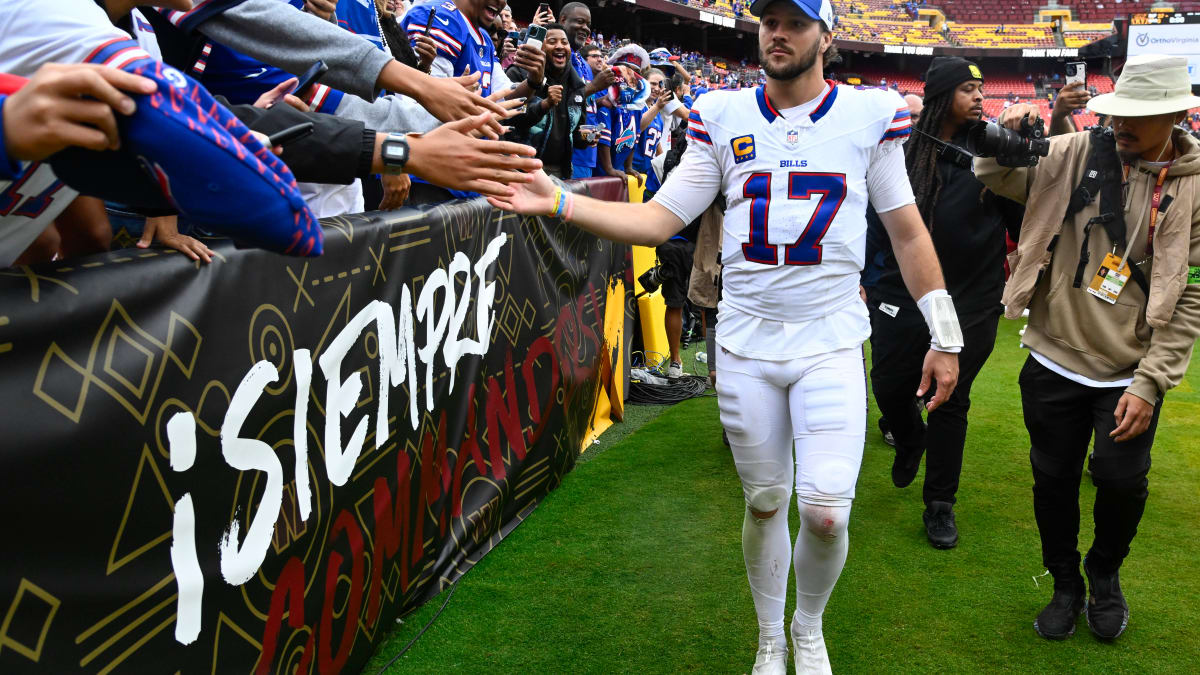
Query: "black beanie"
922 57 984 101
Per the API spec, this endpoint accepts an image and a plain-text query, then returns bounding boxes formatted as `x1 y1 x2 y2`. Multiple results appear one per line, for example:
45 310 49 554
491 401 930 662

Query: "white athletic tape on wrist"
917 289 964 352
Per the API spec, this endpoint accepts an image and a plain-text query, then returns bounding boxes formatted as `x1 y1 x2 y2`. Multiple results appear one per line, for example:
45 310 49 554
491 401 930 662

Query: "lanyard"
1122 161 1172 255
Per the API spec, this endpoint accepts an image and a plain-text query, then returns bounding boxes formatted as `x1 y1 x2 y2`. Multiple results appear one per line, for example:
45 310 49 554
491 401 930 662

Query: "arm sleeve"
228 102 369 185
0 96 23 180
195 0 393 101
866 140 916 214
1129 283 1200 404
973 157 1034 205
651 138 722 226
332 92 440 134
1128 203 1200 403
598 107 613 147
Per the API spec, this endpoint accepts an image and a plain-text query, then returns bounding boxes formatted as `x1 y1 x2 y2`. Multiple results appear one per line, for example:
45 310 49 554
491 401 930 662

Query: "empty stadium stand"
835 17 951 44
946 22 1055 48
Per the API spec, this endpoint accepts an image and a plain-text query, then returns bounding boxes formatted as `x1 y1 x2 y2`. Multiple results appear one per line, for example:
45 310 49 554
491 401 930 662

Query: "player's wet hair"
903 90 953 226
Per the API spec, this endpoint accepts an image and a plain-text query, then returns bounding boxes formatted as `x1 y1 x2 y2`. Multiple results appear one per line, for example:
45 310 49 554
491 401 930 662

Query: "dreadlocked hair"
903 90 953 227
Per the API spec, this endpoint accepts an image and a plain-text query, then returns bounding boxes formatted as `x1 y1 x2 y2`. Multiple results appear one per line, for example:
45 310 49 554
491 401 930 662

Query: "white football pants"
715 346 866 639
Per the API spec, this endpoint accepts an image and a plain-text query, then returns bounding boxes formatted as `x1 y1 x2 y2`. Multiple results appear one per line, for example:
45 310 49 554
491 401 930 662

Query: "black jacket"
505 64 589 179
226 100 374 185
864 131 1025 316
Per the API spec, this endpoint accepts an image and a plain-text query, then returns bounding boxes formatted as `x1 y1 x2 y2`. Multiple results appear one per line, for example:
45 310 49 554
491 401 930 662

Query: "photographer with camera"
864 57 1025 549
976 54 1200 642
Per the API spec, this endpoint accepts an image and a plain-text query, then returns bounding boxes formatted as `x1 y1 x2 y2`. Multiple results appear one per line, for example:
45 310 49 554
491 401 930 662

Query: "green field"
366 318 1200 673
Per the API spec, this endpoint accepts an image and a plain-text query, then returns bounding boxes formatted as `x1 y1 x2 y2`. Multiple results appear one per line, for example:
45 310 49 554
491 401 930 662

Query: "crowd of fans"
0 0 1196 270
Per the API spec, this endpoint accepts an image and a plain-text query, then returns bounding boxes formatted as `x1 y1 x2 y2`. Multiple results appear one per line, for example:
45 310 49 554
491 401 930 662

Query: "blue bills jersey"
632 109 664 174
337 0 386 50
401 0 495 97
599 105 639 172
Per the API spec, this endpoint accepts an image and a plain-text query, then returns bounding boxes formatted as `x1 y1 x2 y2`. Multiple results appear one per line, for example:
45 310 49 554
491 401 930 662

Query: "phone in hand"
291 60 328 100
424 7 437 35
524 25 547 49
266 122 315 147
537 2 550 17
1065 61 1086 87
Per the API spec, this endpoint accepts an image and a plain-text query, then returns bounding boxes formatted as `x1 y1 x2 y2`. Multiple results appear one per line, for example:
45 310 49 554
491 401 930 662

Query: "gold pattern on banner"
0 578 60 662
107 445 175 575
210 612 262 675
248 304 297 395
0 315 11 354
322 215 356 244
32 301 201 424
286 262 316 311
0 265 79 302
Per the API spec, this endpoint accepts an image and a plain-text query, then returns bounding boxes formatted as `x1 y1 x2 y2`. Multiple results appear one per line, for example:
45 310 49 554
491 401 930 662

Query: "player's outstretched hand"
405 112 541 197
918 349 958 412
485 169 556 215
3 63 157 161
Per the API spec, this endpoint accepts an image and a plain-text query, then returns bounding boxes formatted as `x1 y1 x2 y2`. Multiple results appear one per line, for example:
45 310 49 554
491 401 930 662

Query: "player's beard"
761 37 823 82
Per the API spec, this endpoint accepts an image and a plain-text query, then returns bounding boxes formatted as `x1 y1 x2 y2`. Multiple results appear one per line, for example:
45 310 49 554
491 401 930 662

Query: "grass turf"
365 318 1200 673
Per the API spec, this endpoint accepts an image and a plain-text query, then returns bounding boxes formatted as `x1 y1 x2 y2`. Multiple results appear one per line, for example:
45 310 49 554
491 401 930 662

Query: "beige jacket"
687 203 725 309
975 127 1200 403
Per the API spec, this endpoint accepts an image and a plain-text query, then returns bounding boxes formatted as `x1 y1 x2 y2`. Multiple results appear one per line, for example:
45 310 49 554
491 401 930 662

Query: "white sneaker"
751 637 788 675
667 361 683 378
791 616 833 675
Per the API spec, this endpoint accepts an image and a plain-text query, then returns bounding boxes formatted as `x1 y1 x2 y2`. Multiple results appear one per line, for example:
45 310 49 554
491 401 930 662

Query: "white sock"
742 505 791 641
792 503 852 632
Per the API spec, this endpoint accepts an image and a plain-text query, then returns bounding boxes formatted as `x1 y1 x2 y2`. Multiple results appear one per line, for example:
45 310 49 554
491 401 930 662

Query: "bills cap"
749 0 835 29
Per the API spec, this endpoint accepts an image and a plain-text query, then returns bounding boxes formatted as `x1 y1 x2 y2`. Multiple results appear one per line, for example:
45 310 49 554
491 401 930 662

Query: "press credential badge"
1086 252 1132 304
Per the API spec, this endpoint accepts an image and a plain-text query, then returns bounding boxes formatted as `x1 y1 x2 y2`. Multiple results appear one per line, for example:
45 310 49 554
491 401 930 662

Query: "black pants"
1019 356 1159 584
868 299 1000 505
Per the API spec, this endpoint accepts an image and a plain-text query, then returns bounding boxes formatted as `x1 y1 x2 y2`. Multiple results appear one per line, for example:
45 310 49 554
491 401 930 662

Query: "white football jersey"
653 82 913 359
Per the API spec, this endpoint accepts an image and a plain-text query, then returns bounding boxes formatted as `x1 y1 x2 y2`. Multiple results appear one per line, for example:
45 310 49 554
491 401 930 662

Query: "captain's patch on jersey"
731 135 756 164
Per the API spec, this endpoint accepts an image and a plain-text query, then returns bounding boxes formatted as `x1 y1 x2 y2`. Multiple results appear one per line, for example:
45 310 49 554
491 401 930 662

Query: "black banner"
0 182 631 674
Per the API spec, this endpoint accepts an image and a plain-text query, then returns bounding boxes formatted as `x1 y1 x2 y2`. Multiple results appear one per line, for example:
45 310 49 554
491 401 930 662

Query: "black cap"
922 57 984 101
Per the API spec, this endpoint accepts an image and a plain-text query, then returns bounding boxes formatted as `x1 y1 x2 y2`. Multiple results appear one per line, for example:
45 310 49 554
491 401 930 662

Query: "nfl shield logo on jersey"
786 129 799 146
730 134 756 163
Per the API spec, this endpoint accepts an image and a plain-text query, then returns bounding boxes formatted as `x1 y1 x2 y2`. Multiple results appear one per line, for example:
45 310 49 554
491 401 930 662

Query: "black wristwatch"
381 133 411 171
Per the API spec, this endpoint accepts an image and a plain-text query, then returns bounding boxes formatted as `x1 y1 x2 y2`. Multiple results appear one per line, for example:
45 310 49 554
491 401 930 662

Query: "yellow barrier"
626 174 670 362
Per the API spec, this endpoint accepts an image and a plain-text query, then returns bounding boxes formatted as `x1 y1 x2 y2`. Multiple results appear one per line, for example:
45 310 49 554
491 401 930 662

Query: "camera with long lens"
637 263 671 296
965 115 1051 167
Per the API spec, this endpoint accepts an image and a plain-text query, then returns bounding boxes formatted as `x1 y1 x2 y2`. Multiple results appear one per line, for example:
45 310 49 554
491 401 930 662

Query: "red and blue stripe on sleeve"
880 106 912 144
687 109 712 145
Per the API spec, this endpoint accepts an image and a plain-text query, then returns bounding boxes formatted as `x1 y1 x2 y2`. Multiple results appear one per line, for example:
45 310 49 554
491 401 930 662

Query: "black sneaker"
1084 556 1130 640
878 416 895 447
1034 584 1085 640
922 501 958 549
891 445 923 488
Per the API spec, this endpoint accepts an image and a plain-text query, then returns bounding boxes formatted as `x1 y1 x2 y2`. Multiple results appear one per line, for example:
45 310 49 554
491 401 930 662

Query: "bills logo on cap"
731 135 756 163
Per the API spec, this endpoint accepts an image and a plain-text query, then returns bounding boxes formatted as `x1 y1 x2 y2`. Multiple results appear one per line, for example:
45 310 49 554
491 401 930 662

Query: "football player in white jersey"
487 0 962 672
